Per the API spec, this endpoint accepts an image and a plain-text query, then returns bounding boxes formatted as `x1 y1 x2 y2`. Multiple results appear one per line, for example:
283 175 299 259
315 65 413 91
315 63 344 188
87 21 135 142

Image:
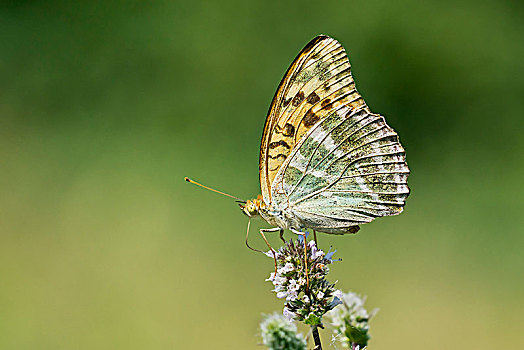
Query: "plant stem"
312 325 322 350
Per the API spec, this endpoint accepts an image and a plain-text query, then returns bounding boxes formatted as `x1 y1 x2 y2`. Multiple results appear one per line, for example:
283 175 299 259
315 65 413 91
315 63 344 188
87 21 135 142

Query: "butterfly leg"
313 230 318 246
245 219 265 253
259 228 282 273
279 229 285 243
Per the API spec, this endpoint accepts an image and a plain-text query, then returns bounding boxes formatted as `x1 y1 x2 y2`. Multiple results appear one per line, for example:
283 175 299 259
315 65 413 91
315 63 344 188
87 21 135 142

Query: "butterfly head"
240 195 266 218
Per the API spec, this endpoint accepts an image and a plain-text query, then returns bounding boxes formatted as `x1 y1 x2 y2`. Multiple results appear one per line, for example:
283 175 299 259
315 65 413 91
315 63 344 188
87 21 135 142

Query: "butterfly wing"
269 42 410 234
259 35 365 203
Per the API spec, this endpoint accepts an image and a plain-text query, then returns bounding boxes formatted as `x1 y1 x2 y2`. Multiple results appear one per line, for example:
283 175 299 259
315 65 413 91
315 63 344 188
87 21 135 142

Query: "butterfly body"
243 198 359 235
244 35 410 235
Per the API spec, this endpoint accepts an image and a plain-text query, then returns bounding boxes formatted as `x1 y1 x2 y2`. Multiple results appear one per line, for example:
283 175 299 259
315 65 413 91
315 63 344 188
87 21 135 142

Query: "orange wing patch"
259 35 367 203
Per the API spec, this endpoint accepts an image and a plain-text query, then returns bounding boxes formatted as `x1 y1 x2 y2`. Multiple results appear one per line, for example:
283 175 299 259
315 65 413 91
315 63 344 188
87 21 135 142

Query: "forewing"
271 105 410 234
259 35 365 203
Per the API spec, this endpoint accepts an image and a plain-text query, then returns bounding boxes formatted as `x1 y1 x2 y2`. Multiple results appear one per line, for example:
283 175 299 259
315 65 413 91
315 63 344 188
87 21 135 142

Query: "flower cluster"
259 313 307 350
266 236 342 326
326 291 375 349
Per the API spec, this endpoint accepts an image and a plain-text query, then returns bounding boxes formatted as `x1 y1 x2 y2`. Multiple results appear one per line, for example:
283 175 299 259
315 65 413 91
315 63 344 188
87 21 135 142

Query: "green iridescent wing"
270 59 410 234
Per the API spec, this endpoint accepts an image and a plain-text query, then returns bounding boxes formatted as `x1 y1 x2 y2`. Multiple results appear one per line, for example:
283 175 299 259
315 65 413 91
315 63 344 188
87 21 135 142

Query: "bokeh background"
1 1 523 349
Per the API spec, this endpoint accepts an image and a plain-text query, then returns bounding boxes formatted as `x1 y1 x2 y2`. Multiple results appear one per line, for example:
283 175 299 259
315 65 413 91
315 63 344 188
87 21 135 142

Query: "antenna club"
184 176 244 201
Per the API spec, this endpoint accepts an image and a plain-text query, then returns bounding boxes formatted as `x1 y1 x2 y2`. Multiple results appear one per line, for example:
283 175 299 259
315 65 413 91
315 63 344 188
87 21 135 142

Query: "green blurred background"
1 1 523 349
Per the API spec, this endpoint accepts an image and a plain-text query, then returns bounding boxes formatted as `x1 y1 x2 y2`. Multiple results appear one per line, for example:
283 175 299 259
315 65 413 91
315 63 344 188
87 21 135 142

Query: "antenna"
184 177 245 202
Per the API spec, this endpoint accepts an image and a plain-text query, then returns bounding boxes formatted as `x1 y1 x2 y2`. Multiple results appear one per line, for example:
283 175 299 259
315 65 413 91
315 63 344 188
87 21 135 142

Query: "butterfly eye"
248 203 257 214
240 200 259 217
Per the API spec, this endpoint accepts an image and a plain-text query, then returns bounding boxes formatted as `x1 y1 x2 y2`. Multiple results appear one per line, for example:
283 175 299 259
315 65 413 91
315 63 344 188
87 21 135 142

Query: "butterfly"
187 34 409 248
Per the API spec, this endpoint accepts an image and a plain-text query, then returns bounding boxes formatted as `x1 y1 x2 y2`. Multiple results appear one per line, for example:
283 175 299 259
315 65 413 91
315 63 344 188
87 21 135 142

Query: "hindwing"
271 106 410 234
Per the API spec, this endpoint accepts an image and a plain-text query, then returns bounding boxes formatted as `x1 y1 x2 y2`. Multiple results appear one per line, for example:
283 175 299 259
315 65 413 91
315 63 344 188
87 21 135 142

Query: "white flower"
260 313 306 350
308 240 325 259
286 289 298 301
277 291 287 299
311 245 325 259
340 292 369 321
325 291 373 349
266 272 276 282
273 285 285 293
283 307 294 320
265 250 279 258
281 262 294 273
288 279 299 291
266 237 340 326
274 275 287 286
333 290 343 299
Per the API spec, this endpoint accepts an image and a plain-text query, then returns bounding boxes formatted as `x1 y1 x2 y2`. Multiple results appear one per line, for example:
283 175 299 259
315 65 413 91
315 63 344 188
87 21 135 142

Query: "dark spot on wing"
282 123 295 137
307 92 320 104
348 97 364 110
268 154 287 160
303 110 321 127
292 91 305 107
321 98 332 108
336 68 351 79
283 97 292 107
346 108 364 119
269 140 291 149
